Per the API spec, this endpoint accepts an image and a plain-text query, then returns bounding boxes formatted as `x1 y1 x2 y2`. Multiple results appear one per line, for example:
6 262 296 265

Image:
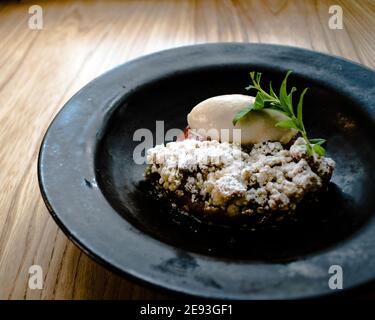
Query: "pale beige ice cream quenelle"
187 94 297 145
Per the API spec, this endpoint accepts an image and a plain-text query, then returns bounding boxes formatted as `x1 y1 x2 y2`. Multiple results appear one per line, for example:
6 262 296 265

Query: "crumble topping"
145 137 335 219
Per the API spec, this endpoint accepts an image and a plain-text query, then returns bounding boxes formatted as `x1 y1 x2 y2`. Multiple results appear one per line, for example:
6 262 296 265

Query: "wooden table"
0 0 374 300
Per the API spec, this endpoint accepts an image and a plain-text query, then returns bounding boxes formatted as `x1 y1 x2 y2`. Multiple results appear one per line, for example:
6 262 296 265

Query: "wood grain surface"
0 0 374 300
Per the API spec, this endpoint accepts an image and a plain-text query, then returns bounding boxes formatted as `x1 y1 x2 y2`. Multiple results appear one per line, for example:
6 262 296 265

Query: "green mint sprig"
232 71 326 157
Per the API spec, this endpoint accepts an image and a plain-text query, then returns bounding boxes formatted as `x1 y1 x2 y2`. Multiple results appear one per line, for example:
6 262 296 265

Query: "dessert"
187 94 296 144
144 71 335 226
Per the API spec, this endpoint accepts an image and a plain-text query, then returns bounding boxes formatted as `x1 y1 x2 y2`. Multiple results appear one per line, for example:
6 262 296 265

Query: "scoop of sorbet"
187 94 296 145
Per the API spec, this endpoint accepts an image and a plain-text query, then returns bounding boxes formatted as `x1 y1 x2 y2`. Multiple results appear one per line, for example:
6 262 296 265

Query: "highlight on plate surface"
143 71 336 227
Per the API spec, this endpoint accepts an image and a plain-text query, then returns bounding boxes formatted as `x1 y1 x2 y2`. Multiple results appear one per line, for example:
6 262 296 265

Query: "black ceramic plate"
38 43 375 299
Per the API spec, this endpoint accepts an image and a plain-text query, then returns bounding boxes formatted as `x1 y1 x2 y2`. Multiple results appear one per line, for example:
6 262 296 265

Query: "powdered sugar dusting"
145 137 335 218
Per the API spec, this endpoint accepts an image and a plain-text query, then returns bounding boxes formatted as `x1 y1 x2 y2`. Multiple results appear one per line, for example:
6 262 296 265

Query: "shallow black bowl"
38 43 375 299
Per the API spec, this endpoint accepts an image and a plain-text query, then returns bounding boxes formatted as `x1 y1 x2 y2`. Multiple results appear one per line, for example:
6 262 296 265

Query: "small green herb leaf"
297 88 308 131
269 82 277 99
310 138 326 145
255 72 262 84
232 104 254 126
313 144 326 156
306 143 314 156
253 92 275 110
275 119 296 130
279 70 293 113
288 86 296 103
254 92 265 110
232 70 328 158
